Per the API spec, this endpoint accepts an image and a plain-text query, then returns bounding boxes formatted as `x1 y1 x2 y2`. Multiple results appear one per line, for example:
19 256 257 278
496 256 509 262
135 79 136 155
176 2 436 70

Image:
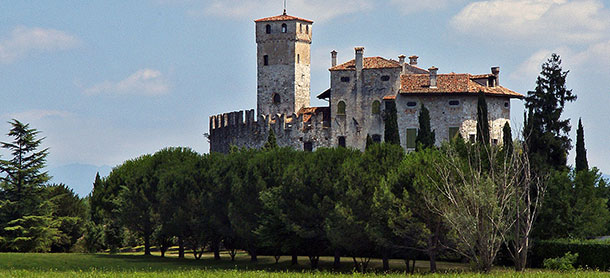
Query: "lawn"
0 252 606 278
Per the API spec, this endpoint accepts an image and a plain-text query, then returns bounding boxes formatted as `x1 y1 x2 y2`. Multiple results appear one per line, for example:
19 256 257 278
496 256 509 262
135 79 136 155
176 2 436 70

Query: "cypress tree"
264 129 278 149
365 134 374 150
416 104 435 150
575 118 588 172
384 101 400 145
502 122 513 155
476 92 490 145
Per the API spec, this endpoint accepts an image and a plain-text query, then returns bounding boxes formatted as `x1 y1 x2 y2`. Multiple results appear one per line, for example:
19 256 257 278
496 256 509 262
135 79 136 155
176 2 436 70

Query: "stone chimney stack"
409 55 419 65
331 50 337 67
355 47 364 74
429 66 438 88
491 66 500 86
399 54 406 73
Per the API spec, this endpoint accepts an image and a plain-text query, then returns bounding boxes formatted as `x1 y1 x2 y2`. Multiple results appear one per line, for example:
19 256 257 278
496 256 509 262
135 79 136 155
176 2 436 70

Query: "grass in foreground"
0 253 606 278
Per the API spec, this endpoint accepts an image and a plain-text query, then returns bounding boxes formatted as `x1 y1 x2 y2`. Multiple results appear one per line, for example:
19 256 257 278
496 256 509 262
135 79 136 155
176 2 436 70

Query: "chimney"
491 66 500 86
331 50 337 67
409 55 419 65
398 54 406 65
355 47 364 74
429 66 438 88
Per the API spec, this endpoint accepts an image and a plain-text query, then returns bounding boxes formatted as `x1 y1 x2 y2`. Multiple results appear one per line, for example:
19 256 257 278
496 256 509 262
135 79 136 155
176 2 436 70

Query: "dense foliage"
532 239 610 271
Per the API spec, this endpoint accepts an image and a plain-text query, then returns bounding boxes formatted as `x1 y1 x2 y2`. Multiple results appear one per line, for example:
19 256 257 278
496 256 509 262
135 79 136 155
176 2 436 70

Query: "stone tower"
255 13 312 117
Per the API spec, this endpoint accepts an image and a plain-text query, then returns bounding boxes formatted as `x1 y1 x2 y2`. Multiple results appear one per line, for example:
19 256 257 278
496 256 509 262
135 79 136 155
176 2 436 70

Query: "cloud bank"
84 69 170 96
0 26 80 63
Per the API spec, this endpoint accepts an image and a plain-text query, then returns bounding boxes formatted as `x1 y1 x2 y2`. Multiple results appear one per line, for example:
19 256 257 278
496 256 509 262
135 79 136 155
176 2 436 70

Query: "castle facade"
207 12 523 153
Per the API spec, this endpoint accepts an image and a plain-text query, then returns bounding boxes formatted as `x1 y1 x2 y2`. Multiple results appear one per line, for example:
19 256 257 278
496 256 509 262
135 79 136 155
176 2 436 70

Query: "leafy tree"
524 53 576 171
575 118 588 172
46 184 86 252
415 104 435 150
572 168 610 238
384 101 400 145
476 92 490 145
264 129 278 149
0 119 57 252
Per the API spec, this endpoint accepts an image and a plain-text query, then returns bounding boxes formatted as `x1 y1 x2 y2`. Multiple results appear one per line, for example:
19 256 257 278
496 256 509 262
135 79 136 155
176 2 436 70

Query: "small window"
406 128 417 149
337 101 346 116
299 23 302 33
304 141 313 152
338 136 346 148
449 127 460 140
265 24 271 34
372 134 382 143
306 25 309 34
449 100 460 106
493 139 499 145
406 101 417 108
341 76 350 82
381 75 390 81
504 101 510 109
263 55 269 66
372 100 380 115
297 54 300 64
281 23 287 33
273 93 281 104
469 134 476 142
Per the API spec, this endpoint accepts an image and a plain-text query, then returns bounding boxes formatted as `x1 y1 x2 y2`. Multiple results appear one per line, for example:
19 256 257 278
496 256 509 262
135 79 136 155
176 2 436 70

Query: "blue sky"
1 0 609 195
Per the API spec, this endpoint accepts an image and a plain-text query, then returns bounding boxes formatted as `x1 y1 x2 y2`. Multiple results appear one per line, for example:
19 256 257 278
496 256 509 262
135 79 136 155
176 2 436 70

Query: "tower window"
381 75 390 81
264 55 269 66
299 23 302 33
265 24 271 34
306 25 309 34
273 93 281 104
282 23 287 33
448 100 460 107
406 101 417 107
304 141 313 152
340 76 350 82
372 100 380 115
338 136 346 147
337 101 346 116
504 101 510 109
297 54 300 64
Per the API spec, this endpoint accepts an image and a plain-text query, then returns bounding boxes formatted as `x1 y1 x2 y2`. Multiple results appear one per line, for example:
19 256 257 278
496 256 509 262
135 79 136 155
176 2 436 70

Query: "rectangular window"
338 136 346 148
448 127 460 141
469 134 476 142
263 55 269 66
304 141 313 152
406 128 417 149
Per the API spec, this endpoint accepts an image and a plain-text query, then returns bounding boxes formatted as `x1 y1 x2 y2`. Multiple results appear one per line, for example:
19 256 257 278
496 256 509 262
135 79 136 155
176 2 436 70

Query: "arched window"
306 25 309 34
372 100 380 115
265 24 271 34
281 23 287 33
337 101 346 115
299 23 302 33
273 93 281 104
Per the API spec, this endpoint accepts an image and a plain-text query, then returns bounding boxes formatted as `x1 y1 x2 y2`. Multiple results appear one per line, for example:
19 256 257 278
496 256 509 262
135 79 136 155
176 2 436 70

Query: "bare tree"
422 141 544 272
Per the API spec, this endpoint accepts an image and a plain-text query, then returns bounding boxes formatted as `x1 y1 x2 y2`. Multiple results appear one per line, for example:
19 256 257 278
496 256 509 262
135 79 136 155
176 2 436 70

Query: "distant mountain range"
48 164 112 197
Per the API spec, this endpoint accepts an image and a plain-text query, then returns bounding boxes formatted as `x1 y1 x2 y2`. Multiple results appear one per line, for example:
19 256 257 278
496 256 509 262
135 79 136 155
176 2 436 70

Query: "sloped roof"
255 14 313 23
297 106 330 123
400 73 523 98
329 57 401 71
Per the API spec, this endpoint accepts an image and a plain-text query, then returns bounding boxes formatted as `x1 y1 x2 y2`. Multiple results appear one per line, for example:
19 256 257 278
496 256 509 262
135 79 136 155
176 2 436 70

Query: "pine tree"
0 119 56 252
264 129 278 149
502 122 513 155
476 92 490 145
384 101 400 145
415 104 435 150
524 53 577 171
575 118 588 172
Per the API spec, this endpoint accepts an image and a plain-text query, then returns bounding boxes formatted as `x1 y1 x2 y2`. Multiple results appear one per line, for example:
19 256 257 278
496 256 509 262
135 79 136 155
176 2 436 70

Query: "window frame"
337 101 346 116
448 127 460 141
272 93 281 105
263 55 269 66
406 128 417 149
371 100 381 115
448 100 461 107
281 23 287 33
265 24 271 34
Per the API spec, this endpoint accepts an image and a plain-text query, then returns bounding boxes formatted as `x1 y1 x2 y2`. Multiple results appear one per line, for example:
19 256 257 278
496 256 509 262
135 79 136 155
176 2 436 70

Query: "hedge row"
530 239 610 270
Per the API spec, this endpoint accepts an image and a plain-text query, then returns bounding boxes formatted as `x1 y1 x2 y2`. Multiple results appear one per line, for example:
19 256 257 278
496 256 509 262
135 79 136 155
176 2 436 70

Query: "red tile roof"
329 57 401 71
400 73 523 98
383 95 396 100
255 14 313 23
297 106 330 123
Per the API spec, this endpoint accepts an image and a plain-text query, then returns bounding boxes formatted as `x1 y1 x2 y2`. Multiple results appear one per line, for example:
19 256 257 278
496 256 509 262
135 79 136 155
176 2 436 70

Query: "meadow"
0 252 607 278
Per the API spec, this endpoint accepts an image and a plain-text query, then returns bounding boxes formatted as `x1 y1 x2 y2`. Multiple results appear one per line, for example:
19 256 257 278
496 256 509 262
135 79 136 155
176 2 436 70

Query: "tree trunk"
144 234 151 256
333 251 341 269
178 237 185 259
212 240 221 260
250 249 258 262
429 252 437 273
411 259 416 274
291 254 298 265
382 250 390 271
352 257 361 273
309 256 319 270
274 255 281 264
229 249 236 261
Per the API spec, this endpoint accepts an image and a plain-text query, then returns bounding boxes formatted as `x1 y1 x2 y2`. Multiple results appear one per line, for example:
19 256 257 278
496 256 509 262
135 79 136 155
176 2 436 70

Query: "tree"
476 92 490 145
575 118 588 172
415 104 435 150
384 101 400 145
502 122 513 155
365 134 374 150
46 184 87 252
524 53 577 171
0 119 57 252
572 168 610 238
264 129 278 149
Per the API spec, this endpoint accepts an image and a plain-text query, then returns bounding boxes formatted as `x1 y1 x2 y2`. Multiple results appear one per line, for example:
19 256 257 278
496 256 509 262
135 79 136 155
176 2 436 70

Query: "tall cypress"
384 101 400 145
476 92 490 145
502 122 513 155
365 134 374 150
415 104 435 150
264 129 278 149
575 118 588 172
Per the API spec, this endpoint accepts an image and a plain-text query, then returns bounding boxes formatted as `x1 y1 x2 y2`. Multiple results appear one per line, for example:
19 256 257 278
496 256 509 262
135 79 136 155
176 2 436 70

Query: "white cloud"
84 69 170 96
198 0 373 22
390 0 466 14
0 26 80 63
451 0 610 44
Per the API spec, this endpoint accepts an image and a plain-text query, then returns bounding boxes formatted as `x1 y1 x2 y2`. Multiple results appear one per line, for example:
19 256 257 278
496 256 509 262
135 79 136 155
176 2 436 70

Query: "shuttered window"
406 128 417 149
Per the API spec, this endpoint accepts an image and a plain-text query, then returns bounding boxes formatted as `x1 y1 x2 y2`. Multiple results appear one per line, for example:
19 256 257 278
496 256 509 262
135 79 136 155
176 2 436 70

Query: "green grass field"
0 252 606 278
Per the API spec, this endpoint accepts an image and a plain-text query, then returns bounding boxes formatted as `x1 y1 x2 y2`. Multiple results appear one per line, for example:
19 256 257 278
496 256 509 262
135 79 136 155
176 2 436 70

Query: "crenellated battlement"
208 108 332 153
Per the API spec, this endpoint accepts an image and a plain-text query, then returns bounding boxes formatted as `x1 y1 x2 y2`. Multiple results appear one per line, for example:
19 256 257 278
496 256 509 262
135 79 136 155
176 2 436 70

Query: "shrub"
543 252 578 271
531 239 610 270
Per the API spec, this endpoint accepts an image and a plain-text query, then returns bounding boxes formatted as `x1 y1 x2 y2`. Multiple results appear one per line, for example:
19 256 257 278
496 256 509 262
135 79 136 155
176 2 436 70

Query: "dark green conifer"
575 118 588 172
264 129 278 150
415 104 435 150
502 122 513 155
476 92 490 145
383 101 400 145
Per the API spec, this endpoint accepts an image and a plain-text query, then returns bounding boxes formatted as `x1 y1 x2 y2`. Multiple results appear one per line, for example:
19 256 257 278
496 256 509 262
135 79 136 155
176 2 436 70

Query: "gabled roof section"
297 106 330 123
400 73 524 98
329 57 401 71
317 88 331 99
255 14 313 23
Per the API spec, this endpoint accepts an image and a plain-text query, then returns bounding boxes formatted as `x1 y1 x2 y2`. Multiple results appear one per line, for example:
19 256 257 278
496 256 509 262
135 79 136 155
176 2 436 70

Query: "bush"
543 252 578 271
531 239 610 270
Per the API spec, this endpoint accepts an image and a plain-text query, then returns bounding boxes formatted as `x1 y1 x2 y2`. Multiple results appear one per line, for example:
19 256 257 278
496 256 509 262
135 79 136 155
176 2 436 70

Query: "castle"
207 12 523 153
